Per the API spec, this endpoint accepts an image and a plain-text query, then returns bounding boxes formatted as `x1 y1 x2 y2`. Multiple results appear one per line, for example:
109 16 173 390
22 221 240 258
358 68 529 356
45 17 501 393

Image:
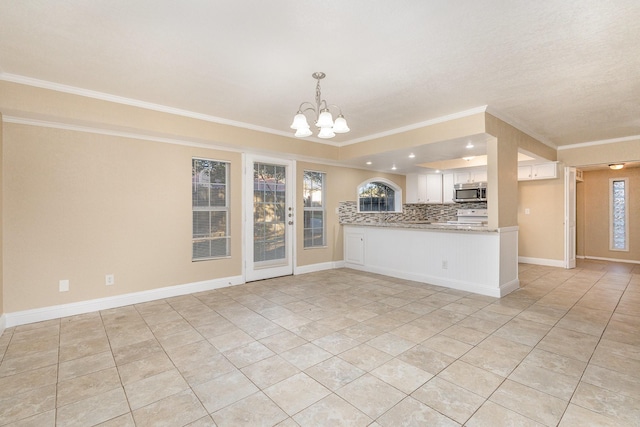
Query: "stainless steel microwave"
453 182 487 202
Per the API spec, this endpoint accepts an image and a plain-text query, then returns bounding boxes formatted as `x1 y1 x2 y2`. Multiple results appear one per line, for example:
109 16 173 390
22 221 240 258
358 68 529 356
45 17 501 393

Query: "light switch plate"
59 279 69 292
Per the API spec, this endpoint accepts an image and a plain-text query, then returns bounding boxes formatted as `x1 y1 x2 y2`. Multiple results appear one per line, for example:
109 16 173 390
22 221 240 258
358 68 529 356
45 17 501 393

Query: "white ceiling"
1 1 639 173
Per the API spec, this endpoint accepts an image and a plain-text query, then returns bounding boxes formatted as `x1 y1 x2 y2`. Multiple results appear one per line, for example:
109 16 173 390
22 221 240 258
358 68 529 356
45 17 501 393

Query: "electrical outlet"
525 208 531 215
105 274 115 286
442 260 448 269
59 279 69 292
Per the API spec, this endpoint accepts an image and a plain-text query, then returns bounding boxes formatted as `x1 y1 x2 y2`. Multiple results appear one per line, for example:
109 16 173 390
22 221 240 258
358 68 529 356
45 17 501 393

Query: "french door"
245 155 295 282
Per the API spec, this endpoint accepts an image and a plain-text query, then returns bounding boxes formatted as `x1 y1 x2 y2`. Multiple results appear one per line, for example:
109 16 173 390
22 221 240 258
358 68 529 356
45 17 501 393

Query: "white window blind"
192 158 230 260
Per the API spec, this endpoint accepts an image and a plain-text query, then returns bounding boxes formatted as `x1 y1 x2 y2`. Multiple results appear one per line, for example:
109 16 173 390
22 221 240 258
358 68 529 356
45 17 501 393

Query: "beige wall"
576 180 585 257
580 167 639 262
339 113 486 160
517 176 565 262
296 162 404 266
485 113 557 162
558 138 640 167
3 123 244 312
485 113 554 228
0 81 340 163
0 114 3 316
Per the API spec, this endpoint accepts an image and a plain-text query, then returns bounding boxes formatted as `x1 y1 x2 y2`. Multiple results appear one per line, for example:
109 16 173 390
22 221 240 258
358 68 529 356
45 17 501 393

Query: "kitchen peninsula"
342 221 519 298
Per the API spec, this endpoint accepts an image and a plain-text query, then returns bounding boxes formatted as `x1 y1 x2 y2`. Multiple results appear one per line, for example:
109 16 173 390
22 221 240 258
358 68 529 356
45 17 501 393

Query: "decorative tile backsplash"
338 201 488 224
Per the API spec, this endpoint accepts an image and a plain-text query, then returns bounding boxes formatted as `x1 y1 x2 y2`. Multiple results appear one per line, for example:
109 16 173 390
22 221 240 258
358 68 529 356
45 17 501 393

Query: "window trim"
192 157 231 261
303 169 326 249
609 177 629 252
356 177 403 213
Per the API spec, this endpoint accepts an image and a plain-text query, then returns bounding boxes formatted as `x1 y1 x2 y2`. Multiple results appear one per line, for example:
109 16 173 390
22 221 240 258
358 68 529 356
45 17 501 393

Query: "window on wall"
610 177 629 251
303 170 326 248
357 178 402 212
192 158 230 260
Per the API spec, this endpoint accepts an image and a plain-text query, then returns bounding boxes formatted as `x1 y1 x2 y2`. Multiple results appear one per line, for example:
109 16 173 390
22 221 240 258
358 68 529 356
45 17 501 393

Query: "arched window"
357 178 403 212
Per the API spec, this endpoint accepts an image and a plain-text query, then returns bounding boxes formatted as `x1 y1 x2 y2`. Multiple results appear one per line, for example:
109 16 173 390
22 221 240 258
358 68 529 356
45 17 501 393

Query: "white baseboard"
344 262 508 298
518 256 565 268
0 314 6 337
582 256 640 265
499 278 521 297
295 261 346 275
5 275 244 328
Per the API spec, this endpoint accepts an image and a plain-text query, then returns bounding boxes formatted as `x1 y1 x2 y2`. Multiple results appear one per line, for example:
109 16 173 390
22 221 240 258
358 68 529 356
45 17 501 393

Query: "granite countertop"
341 221 497 232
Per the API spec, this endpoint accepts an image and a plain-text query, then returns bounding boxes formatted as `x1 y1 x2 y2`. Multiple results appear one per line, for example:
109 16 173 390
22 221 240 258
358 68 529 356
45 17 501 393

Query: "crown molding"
2 115 246 153
557 134 640 150
0 72 349 145
2 115 359 171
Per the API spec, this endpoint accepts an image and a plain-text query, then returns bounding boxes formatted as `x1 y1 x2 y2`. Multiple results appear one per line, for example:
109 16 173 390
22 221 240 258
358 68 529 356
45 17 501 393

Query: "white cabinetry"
406 173 442 203
406 173 426 203
342 225 520 298
442 173 455 204
518 162 557 181
425 174 443 203
454 169 487 184
344 231 365 265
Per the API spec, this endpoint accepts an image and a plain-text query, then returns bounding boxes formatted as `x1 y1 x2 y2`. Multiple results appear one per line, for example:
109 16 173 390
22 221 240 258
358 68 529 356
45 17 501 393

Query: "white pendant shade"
294 127 313 137
316 110 334 128
317 127 336 139
332 115 350 133
290 113 309 130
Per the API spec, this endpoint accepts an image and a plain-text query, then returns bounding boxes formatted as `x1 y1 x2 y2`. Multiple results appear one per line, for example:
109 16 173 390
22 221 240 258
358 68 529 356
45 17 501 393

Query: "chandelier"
290 72 350 139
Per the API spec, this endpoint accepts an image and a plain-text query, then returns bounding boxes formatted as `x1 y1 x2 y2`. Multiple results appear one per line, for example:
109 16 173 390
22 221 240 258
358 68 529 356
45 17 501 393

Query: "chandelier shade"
290 113 309 130
332 115 350 133
291 72 349 139
294 127 313 137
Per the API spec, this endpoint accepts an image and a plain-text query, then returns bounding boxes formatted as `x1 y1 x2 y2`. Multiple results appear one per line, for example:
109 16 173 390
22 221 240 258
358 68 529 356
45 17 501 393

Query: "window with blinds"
192 158 230 260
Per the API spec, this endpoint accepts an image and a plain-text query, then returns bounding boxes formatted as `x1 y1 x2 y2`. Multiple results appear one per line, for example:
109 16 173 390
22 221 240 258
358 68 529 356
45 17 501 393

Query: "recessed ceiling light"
435 169 441 173
366 161 372 165
408 153 415 158
391 165 397 170
466 142 474 149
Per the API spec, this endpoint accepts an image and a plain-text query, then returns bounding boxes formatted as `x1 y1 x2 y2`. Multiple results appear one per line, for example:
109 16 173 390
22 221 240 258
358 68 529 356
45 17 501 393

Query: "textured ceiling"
1 0 640 150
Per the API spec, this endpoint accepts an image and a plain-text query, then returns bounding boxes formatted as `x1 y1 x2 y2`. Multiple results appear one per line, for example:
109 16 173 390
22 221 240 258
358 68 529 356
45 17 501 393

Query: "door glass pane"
254 162 287 263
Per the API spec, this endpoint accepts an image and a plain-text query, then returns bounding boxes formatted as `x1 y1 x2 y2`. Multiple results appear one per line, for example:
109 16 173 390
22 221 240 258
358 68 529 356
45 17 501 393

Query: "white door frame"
564 166 577 269
244 154 296 282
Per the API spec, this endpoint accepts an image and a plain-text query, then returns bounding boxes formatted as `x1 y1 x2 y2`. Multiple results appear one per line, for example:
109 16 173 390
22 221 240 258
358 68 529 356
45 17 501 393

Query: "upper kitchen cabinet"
406 173 427 203
518 162 558 181
455 169 487 184
425 174 443 203
442 173 456 203
406 173 443 204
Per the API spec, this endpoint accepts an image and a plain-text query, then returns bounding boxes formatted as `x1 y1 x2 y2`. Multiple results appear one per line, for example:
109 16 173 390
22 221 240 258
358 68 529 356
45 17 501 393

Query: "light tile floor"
0 260 639 426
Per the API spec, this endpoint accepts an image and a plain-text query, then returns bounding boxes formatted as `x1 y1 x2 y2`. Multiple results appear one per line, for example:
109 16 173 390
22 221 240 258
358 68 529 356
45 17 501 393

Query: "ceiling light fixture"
391 165 397 171
609 163 624 170
466 142 474 149
366 161 372 165
290 72 350 139
408 153 415 158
